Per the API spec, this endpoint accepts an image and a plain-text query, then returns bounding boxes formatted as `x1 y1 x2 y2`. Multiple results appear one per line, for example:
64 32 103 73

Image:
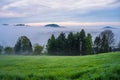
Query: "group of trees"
94 30 114 53
47 29 93 55
0 36 43 55
0 29 120 56
47 29 116 55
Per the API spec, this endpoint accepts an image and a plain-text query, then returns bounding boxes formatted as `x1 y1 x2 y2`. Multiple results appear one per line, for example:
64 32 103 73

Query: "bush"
33 44 43 55
4 46 14 55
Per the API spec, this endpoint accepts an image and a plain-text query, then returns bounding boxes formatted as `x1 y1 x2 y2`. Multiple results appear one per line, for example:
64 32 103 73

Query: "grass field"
0 52 120 80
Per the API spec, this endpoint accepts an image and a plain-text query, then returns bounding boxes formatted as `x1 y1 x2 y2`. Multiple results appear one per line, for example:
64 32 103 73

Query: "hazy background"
0 24 120 47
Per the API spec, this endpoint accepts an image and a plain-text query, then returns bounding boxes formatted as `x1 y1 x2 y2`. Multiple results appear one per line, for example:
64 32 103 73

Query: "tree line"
0 36 43 55
47 29 116 55
0 29 120 55
47 29 93 55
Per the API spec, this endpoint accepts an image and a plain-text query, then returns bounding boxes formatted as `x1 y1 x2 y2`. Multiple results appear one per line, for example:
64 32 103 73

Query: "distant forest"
0 29 120 55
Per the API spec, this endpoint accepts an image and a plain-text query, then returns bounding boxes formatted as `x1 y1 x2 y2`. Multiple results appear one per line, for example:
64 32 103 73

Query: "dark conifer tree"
67 32 74 55
101 34 109 53
94 36 101 54
79 29 86 55
74 32 80 55
85 33 93 54
56 32 66 55
47 34 57 55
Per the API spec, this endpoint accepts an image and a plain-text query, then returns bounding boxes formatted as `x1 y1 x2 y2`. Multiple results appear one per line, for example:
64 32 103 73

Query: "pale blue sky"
0 0 120 25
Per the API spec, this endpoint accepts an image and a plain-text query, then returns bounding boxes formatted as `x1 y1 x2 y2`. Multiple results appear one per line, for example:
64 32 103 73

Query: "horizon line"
25 22 120 27
1 21 120 27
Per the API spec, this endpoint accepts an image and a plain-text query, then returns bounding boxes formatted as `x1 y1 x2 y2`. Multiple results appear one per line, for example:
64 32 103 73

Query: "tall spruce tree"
94 36 101 54
80 29 86 55
67 32 74 55
56 32 66 55
47 34 57 55
85 33 93 54
74 32 80 55
101 34 109 53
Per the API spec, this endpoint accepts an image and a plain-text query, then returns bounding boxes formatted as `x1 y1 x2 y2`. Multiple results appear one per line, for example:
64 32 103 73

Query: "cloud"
0 12 26 18
26 22 120 27
0 0 120 21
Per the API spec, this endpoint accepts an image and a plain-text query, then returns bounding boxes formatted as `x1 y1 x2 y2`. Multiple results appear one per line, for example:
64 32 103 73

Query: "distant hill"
15 24 26 26
103 26 116 29
2 24 9 26
45 24 60 28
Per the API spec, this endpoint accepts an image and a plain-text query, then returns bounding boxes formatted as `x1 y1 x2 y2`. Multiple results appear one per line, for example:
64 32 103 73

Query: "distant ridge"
45 24 60 28
2 24 9 26
15 24 26 26
1 24 29 27
103 26 116 29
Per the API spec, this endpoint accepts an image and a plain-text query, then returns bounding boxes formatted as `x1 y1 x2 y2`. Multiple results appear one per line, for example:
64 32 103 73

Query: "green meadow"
0 52 120 80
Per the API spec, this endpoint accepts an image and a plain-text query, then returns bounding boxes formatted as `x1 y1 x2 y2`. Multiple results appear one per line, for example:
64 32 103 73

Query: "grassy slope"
0 52 120 80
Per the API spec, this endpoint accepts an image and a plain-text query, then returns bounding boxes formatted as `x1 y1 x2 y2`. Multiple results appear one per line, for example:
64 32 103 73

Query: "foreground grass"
0 52 120 80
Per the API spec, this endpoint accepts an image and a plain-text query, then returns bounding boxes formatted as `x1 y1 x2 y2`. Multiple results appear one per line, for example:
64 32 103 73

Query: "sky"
0 0 120 26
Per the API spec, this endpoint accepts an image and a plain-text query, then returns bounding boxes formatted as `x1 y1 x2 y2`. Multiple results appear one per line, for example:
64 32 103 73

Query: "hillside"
45 24 60 27
0 52 120 80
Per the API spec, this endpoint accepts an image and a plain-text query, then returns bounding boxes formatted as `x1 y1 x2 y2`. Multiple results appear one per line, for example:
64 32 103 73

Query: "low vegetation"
0 52 120 80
